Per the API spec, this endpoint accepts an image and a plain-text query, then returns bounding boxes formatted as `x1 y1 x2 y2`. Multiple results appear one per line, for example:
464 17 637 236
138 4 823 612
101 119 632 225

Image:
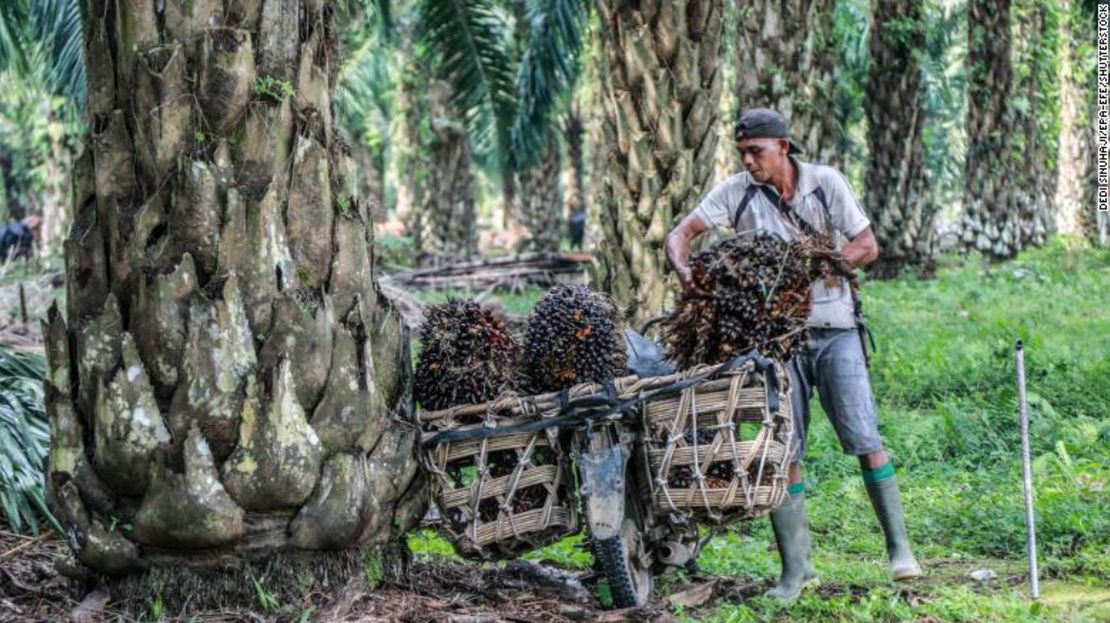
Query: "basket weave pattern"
419 357 794 555
643 360 794 523
420 410 579 558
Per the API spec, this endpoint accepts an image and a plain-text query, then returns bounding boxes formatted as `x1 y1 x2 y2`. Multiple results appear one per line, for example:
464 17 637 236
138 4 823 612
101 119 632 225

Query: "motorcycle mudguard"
579 444 630 541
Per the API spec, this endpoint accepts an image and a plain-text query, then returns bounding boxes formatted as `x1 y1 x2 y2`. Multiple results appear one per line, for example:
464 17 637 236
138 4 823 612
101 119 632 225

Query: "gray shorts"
787 328 883 461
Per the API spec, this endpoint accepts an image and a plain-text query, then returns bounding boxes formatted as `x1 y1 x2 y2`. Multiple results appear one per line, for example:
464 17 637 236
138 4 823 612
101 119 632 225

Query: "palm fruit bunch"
665 427 736 489
666 464 734 490
415 299 520 413
520 284 628 393
662 231 851 368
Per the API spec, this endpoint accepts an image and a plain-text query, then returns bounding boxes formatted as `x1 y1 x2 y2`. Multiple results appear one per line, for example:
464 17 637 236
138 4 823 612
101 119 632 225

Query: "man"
0 216 40 261
568 208 587 250
664 108 922 599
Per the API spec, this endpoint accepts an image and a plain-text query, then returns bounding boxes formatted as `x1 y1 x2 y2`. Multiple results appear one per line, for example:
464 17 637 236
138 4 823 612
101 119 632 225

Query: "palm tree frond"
509 0 588 170
416 0 516 157
0 346 61 537
0 3 31 76
32 0 86 106
336 34 397 149
0 0 85 106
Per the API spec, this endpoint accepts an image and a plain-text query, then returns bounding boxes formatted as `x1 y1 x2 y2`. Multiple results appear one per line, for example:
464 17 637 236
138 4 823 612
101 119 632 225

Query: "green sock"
861 462 896 485
787 481 805 496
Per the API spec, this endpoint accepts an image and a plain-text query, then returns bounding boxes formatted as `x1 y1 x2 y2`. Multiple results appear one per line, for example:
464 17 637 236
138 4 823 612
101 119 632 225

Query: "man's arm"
665 212 710 296
819 167 879 268
842 226 879 268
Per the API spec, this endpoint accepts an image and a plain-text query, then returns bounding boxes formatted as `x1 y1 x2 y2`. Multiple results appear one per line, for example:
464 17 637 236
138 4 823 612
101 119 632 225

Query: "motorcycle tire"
593 516 653 608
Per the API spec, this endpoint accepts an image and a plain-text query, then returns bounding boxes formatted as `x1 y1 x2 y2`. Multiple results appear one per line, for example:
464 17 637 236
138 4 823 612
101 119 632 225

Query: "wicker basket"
419 404 579 559
418 353 794 556
641 357 794 524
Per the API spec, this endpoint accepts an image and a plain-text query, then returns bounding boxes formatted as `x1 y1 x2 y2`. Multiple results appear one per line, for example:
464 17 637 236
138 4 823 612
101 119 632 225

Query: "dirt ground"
0 532 767 623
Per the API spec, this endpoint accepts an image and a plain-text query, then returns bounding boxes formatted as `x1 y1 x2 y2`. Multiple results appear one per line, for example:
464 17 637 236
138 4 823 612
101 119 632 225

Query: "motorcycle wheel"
593 516 653 608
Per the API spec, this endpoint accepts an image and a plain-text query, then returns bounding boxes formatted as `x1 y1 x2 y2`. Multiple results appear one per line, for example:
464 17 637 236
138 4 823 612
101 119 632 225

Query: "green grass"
412 238 1110 621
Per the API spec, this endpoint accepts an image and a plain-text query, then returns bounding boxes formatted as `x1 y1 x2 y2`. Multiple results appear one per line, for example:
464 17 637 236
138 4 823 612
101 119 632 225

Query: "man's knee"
857 449 888 470
788 462 804 484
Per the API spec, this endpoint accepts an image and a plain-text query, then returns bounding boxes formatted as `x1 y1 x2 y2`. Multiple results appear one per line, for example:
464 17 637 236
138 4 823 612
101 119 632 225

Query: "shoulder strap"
813 186 829 213
731 184 761 231
757 184 821 237
812 185 835 229
732 179 833 238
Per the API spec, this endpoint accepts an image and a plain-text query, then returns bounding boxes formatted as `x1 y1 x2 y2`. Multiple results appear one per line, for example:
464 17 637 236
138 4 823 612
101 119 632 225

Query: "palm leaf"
336 40 397 205
0 0 85 106
509 0 588 170
338 0 393 47
0 3 31 76
31 0 86 106
0 345 61 536
415 0 516 157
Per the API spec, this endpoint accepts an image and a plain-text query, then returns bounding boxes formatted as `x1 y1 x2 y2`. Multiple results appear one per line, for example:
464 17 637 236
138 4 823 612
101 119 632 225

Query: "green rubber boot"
864 475 922 581
765 492 818 600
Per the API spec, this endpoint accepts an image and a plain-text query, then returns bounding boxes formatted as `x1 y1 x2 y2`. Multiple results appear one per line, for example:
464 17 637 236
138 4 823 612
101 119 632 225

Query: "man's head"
733 108 801 184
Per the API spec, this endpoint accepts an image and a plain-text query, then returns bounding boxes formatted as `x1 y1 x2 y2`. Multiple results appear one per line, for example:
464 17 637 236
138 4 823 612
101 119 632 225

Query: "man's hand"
676 265 709 298
842 227 880 268
666 213 710 297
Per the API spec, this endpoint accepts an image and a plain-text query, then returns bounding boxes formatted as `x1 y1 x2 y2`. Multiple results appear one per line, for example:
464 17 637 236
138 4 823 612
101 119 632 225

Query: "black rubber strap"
813 186 829 214
732 179 831 238
422 350 780 447
731 184 761 230
758 185 822 238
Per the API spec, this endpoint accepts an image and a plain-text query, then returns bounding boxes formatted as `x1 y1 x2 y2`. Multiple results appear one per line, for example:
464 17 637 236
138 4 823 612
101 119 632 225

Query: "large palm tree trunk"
735 0 838 163
1009 0 1057 242
46 0 423 594
595 1 725 323
962 0 1056 258
865 0 938 277
962 0 1017 257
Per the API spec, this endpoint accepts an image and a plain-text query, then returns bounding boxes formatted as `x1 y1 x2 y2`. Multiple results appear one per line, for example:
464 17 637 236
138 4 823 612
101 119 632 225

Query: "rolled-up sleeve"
694 175 745 229
825 170 870 238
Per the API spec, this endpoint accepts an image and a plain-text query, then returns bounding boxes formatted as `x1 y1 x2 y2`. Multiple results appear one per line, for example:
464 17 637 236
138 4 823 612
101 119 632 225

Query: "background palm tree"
962 0 1060 258
865 0 939 277
1052 0 1092 237
511 0 588 251
0 0 86 105
419 79 479 258
594 0 726 323
519 131 563 251
369 0 588 256
735 0 839 163
0 0 85 249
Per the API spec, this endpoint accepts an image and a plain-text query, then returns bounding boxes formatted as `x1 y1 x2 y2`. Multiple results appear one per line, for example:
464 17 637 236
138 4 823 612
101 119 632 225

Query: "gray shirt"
693 158 870 329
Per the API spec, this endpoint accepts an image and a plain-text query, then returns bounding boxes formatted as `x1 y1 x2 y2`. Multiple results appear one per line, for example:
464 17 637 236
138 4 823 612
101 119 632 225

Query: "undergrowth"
0 345 60 535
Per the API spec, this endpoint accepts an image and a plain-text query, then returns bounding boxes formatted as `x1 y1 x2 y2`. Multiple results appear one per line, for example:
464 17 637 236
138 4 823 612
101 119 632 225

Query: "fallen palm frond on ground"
384 252 592 291
0 345 59 536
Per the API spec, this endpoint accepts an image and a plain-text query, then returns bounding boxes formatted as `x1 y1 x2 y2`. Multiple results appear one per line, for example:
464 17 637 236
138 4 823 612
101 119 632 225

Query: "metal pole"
1016 340 1039 600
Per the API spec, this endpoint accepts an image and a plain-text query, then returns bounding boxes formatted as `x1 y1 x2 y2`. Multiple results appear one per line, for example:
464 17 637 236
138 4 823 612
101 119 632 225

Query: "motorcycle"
419 346 792 609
